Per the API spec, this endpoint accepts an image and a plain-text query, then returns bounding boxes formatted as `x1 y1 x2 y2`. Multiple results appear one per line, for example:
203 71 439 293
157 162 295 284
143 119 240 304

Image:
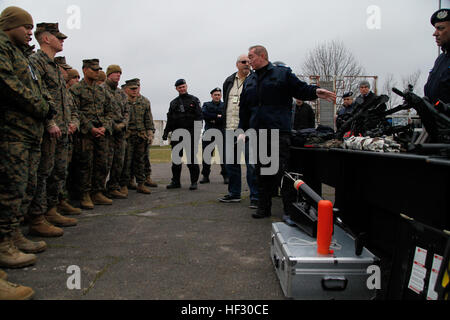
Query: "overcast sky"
1 0 448 120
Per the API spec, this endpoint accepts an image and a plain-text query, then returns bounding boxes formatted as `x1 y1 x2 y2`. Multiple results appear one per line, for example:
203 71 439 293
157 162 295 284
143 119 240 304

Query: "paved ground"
6 163 334 300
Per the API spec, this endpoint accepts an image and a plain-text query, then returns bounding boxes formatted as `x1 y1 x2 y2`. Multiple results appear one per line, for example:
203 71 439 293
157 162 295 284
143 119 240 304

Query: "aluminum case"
271 222 379 300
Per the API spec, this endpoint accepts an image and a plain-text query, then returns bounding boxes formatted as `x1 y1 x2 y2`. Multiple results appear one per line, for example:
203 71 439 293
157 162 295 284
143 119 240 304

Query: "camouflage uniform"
142 95 155 180
121 92 154 187
132 94 155 182
101 79 129 192
28 49 78 216
0 30 49 238
70 78 114 195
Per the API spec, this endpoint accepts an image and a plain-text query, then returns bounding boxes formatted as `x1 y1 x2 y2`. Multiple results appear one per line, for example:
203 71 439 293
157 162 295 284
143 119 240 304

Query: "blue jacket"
424 50 450 104
202 101 225 130
239 62 318 132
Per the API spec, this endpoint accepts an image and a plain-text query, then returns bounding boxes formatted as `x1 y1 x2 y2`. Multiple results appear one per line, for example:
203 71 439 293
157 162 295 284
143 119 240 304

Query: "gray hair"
236 54 248 63
359 80 371 89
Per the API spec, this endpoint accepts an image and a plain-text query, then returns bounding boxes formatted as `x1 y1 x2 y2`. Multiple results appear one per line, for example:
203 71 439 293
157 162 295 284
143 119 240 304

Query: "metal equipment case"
271 222 379 300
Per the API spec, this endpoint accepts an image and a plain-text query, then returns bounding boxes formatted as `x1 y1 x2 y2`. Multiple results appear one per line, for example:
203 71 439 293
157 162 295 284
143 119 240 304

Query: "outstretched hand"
316 89 337 103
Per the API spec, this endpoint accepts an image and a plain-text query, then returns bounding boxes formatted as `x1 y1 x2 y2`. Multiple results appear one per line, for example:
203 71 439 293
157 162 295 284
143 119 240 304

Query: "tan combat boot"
137 184 151 195
144 177 158 188
109 189 127 199
91 192 113 205
80 193 94 210
57 200 82 216
45 207 77 228
0 237 37 269
11 228 47 254
120 186 128 197
28 215 64 238
0 279 34 300
0 269 7 280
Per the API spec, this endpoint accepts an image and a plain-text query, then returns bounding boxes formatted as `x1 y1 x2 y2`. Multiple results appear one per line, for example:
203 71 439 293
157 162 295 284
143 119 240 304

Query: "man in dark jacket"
292 99 316 130
354 80 377 109
336 92 355 131
163 79 203 190
239 45 336 219
200 87 227 184
424 8 450 104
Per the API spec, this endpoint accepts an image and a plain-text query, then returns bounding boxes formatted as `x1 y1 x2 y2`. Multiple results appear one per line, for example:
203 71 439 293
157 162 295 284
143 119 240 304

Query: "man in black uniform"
425 8 450 104
163 79 203 190
200 87 227 184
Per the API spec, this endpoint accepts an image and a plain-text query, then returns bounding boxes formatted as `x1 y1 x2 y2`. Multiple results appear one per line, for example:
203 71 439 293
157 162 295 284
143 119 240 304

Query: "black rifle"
336 94 390 139
392 86 450 144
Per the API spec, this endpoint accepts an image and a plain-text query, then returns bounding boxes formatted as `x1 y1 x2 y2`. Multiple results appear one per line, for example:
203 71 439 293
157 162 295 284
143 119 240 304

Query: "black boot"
199 176 210 184
189 183 198 191
252 208 271 219
166 180 181 189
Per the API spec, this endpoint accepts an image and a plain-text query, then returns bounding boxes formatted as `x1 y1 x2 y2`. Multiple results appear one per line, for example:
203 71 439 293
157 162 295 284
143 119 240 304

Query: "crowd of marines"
0 6 157 299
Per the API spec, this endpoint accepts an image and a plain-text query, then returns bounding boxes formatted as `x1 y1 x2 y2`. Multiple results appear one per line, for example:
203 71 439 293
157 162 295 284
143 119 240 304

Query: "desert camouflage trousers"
0 141 41 238
77 134 109 194
121 133 147 186
29 134 69 216
106 133 126 192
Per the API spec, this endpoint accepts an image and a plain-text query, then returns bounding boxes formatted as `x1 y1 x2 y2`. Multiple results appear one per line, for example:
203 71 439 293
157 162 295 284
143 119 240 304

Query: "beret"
175 79 186 87
431 9 450 26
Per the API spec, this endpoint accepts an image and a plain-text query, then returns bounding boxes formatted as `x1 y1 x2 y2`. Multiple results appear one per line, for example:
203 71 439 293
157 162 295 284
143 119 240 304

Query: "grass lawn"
149 145 172 163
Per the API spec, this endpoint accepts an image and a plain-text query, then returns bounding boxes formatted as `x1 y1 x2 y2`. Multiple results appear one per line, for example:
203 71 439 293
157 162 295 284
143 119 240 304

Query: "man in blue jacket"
239 45 336 219
425 8 450 104
200 87 227 184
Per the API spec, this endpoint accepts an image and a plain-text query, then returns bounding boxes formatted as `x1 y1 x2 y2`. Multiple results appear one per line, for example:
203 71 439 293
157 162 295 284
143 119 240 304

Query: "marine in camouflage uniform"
0 6 50 272
52 57 82 216
28 23 78 235
139 84 157 188
120 79 153 195
101 65 129 198
131 87 157 188
70 59 114 209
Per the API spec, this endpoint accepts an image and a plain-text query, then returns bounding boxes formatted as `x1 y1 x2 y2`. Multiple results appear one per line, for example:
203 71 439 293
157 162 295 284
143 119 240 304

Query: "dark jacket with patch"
163 93 202 136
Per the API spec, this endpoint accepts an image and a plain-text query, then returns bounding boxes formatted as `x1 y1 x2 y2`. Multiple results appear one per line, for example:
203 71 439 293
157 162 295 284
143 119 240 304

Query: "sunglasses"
239 61 250 64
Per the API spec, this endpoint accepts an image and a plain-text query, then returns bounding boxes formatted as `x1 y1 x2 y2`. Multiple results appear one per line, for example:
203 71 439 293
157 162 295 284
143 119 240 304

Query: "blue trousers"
225 135 258 201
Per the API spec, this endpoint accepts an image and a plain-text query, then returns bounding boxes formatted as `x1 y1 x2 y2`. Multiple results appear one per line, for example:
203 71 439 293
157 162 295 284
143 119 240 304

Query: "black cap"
210 87 221 94
431 9 450 26
175 79 186 87
343 92 353 98
273 61 288 67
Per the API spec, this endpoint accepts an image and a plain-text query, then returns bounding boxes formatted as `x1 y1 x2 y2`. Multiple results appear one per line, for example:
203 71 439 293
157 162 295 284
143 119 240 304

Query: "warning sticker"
408 247 428 295
426 254 443 300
